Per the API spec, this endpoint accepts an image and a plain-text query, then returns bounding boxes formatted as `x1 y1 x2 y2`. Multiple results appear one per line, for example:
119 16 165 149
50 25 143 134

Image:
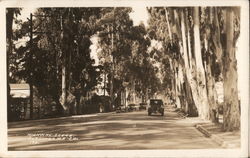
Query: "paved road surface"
8 108 220 150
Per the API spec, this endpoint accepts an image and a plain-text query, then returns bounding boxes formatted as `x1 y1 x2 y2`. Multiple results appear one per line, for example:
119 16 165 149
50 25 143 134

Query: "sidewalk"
195 122 240 148
169 106 240 149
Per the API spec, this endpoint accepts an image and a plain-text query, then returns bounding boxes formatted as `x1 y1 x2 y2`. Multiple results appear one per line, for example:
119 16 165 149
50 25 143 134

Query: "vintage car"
128 104 139 112
148 99 164 116
116 105 126 113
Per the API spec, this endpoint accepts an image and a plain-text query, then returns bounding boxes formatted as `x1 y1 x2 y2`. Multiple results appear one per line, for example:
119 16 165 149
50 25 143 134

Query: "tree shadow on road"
8 111 220 150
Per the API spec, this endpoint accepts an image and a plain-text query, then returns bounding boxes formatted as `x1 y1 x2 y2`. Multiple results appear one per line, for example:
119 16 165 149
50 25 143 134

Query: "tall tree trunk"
177 62 185 110
165 8 175 103
206 55 218 122
187 26 192 69
213 8 223 72
193 7 209 120
6 9 14 59
104 72 106 96
164 7 172 45
174 60 181 108
61 53 67 113
185 9 199 113
180 9 198 116
223 8 240 131
165 8 179 108
110 24 114 111
204 34 218 123
60 15 68 115
204 7 219 123
76 39 82 115
6 9 14 121
168 58 175 104
29 13 34 119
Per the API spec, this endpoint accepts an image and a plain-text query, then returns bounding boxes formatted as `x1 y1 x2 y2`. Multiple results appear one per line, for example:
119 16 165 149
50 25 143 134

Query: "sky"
16 7 37 21
129 6 149 26
17 6 149 25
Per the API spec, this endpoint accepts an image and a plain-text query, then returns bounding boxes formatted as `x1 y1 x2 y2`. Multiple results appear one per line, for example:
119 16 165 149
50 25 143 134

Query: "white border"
0 0 248 7
0 0 249 157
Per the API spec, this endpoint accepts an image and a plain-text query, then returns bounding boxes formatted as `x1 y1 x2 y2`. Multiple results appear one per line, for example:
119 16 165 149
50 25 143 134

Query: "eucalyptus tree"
147 7 198 115
97 7 134 108
6 8 22 121
222 7 240 131
191 7 210 119
97 8 162 105
199 7 221 122
147 7 241 129
128 23 157 101
147 7 218 118
11 8 103 115
197 7 241 129
147 7 179 104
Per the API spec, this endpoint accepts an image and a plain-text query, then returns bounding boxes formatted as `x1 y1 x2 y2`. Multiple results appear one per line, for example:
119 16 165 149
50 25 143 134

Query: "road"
8 107 220 150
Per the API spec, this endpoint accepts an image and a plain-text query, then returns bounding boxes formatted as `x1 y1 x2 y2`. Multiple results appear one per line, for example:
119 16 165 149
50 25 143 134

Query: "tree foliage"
147 7 241 130
10 8 103 106
8 7 241 130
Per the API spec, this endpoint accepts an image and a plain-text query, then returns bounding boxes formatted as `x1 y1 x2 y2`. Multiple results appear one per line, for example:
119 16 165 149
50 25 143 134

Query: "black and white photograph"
0 0 249 157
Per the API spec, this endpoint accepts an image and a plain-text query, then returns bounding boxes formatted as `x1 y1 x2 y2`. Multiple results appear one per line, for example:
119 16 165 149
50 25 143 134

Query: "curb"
195 124 226 148
168 109 240 149
173 109 225 147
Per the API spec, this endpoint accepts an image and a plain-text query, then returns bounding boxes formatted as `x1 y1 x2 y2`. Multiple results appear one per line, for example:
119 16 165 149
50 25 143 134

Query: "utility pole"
60 14 68 115
103 72 106 96
109 8 116 111
29 13 34 119
110 22 114 111
27 13 53 119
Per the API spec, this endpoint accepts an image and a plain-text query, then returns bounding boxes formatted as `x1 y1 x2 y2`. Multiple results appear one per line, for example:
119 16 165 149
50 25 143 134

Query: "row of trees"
147 7 240 131
7 7 162 118
96 8 162 104
8 8 105 116
7 7 241 131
